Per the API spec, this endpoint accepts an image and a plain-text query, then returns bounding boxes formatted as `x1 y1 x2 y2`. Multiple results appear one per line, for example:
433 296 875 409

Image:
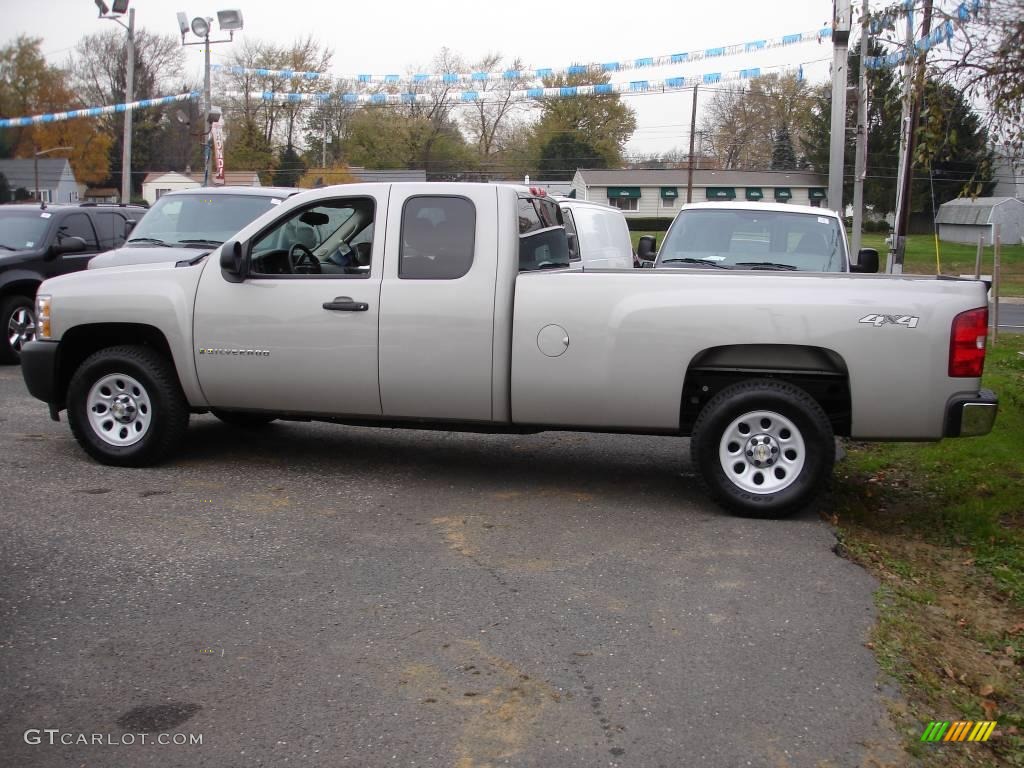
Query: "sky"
4 0 839 156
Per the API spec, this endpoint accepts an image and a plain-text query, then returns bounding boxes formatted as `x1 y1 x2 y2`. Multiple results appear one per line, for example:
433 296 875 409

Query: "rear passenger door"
94 211 132 250
378 185 498 422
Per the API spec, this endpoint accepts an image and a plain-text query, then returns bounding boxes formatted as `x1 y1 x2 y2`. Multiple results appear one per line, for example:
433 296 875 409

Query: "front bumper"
944 389 998 437
20 340 61 418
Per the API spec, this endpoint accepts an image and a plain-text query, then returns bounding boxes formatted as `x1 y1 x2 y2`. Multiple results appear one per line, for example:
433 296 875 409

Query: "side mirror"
220 240 247 283
566 232 579 259
852 247 879 273
50 236 87 257
637 235 657 263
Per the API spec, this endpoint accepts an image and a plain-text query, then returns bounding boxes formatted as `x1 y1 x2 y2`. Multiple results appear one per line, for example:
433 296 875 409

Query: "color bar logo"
921 721 997 742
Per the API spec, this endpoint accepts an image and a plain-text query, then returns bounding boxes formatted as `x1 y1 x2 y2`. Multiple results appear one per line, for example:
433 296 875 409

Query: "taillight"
949 307 988 377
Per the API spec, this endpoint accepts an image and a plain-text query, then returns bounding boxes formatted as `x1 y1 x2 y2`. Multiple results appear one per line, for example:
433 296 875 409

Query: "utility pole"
686 84 698 203
851 0 870 258
890 0 933 273
828 0 853 214
121 8 135 203
202 28 212 186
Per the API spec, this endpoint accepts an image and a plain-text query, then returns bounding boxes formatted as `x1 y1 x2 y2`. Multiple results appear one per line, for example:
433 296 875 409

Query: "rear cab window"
400 196 475 280
517 194 570 271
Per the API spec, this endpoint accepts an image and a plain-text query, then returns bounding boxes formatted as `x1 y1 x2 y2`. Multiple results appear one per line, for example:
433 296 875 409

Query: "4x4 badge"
859 314 919 329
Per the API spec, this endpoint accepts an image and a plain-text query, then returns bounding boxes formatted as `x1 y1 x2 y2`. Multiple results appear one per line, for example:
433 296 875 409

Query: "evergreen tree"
272 145 306 187
537 134 606 180
771 124 797 170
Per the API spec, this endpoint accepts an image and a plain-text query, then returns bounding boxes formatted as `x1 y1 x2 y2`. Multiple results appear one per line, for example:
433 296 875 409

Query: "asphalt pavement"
0 365 904 768
994 298 1024 333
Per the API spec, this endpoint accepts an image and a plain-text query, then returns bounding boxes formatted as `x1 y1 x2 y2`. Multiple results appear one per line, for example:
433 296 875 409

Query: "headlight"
35 294 51 340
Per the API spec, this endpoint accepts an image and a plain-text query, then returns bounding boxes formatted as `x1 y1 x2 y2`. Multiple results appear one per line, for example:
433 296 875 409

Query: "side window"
56 213 99 251
562 208 581 262
517 198 543 234
400 196 475 280
95 212 130 249
249 197 375 278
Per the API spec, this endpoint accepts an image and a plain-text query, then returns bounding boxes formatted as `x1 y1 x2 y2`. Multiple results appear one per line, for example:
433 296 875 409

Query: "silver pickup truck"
20 183 998 517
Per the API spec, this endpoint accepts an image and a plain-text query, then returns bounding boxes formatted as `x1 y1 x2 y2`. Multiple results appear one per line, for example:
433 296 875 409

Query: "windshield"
128 194 281 246
657 209 847 272
0 210 52 250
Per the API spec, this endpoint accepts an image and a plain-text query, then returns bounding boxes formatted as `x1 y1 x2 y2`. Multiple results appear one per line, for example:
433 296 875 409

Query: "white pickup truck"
20 183 997 517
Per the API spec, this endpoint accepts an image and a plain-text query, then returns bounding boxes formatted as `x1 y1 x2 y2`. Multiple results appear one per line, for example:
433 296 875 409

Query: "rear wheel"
1 295 36 364
690 380 834 518
67 345 190 466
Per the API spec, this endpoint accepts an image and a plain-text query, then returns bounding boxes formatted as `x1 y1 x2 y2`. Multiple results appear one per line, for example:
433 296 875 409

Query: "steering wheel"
288 243 321 274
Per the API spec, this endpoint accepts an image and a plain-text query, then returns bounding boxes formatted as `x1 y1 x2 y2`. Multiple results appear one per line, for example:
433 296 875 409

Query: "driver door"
193 189 386 416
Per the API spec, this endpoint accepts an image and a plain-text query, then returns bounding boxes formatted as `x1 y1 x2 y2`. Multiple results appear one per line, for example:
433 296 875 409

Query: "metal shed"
935 196 1024 245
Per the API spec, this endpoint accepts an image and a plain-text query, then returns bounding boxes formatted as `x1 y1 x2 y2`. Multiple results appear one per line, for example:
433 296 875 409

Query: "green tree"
770 124 797 170
529 70 636 170
537 134 606 179
272 145 306 187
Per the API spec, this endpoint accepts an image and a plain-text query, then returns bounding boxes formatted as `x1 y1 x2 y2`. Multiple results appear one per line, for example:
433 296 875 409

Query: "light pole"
95 0 134 204
34 146 74 205
176 9 243 186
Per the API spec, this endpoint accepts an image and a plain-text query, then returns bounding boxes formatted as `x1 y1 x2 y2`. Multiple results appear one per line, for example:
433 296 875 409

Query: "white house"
570 169 830 219
141 170 262 205
935 197 1024 246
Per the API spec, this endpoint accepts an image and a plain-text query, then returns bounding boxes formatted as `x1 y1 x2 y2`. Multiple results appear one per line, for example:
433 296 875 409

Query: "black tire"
1 295 35 365
690 379 834 518
211 410 276 428
67 345 190 467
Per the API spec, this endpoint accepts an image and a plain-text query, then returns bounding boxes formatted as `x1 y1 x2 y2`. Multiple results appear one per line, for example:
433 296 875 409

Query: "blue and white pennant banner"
232 65 802 106
0 92 199 129
865 0 982 69
212 27 830 86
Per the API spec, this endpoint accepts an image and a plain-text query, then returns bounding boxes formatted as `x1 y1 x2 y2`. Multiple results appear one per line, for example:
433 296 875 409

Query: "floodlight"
207 107 222 124
174 109 189 125
216 9 243 31
111 0 130 13
190 16 210 37
94 0 110 14
176 12 190 36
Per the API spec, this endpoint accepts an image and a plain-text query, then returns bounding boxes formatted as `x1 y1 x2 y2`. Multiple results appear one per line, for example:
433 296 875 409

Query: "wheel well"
54 324 177 408
1 280 41 302
680 344 852 437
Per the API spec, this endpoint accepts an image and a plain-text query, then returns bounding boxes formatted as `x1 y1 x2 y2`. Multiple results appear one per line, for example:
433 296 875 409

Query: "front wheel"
67 345 190 466
1 295 36 364
690 380 834 518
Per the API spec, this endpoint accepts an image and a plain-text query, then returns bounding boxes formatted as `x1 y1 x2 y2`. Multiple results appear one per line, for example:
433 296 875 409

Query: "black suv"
0 202 147 363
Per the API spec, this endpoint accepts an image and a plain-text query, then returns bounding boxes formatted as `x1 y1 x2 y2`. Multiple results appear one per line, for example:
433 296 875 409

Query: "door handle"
322 296 369 312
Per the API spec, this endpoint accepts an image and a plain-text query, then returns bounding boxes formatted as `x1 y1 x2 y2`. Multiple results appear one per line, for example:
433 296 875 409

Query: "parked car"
87 186 300 270
641 201 879 273
0 202 146 363
21 183 996 518
556 197 635 270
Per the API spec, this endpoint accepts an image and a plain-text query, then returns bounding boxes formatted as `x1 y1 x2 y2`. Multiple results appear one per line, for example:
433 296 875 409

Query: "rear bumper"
20 340 61 412
944 389 998 437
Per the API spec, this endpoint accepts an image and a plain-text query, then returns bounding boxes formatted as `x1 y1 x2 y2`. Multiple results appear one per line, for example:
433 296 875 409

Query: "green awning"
808 188 827 200
607 186 641 199
706 187 736 200
745 187 763 201
774 187 792 201
660 187 678 199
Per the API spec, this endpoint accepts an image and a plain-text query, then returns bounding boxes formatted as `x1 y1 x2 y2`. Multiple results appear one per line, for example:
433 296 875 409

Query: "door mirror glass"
220 239 246 282
853 247 879 273
637 235 657 262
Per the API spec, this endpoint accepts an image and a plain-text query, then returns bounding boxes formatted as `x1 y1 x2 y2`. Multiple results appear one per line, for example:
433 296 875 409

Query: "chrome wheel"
86 373 153 447
718 409 806 494
7 306 35 353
